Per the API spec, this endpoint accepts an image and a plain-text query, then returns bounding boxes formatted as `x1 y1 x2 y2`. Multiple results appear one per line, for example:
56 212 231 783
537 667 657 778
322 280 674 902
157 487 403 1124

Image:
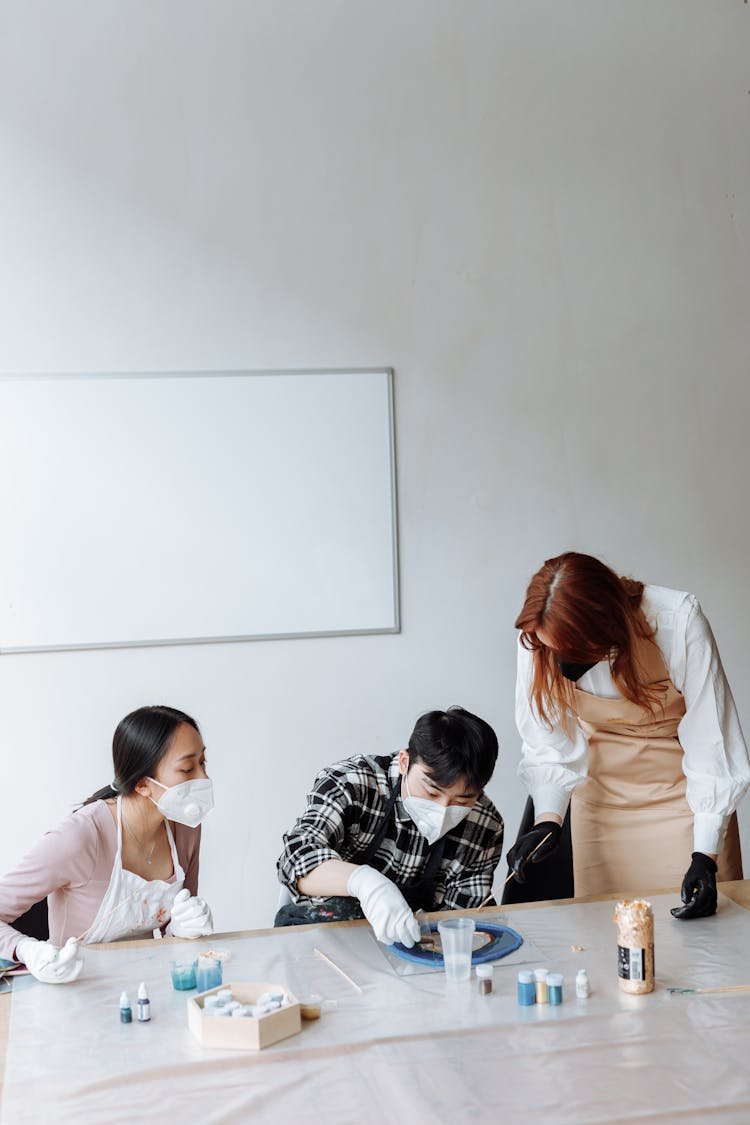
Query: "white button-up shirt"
515 584 750 855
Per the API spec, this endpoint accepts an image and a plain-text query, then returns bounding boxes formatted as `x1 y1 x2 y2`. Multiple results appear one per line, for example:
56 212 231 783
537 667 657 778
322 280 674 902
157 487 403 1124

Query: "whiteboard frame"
0 367 401 654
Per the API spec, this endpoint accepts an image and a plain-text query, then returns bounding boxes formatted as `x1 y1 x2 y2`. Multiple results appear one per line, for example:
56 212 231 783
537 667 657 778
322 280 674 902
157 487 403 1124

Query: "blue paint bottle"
120 991 132 1023
517 970 535 1006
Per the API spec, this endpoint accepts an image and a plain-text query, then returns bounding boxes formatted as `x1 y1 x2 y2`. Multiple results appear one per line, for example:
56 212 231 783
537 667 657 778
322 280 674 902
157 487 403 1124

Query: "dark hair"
83 705 200 805
407 706 498 791
515 551 658 725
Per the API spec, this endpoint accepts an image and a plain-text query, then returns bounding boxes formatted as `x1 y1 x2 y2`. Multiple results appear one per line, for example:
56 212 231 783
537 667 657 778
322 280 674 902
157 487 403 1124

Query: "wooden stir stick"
313 947 364 993
668 984 750 996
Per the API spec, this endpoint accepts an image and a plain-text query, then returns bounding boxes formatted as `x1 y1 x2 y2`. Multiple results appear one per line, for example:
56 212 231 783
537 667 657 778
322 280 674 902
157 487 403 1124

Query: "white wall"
1 1 749 931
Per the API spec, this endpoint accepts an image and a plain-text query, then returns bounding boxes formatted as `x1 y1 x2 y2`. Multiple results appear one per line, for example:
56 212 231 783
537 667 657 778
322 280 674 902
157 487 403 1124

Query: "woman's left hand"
167 888 214 938
671 852 718 919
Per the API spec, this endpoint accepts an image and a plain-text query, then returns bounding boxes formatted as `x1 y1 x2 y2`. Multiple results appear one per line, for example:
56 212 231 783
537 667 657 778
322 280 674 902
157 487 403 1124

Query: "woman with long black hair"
507 553 750 918
0 705 214 981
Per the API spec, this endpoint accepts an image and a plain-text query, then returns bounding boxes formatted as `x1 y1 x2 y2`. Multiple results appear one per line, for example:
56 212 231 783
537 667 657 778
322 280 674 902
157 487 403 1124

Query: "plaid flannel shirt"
277 753 504 910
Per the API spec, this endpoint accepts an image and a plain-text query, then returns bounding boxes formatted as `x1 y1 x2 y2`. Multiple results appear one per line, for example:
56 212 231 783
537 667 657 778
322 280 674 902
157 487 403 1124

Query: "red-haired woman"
507 552 750 918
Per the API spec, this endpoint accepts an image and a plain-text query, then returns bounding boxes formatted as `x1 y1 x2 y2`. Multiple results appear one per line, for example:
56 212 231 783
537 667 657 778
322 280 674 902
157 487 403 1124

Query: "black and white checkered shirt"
277 753 504 910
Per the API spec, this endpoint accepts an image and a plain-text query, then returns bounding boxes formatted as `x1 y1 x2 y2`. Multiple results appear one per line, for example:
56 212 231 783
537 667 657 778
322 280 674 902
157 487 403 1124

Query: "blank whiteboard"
0 369 399 652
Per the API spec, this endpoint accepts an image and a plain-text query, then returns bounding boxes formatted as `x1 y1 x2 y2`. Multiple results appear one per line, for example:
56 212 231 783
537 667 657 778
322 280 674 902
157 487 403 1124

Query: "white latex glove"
16 936 84 984
166 888 214 939
347 865 421 947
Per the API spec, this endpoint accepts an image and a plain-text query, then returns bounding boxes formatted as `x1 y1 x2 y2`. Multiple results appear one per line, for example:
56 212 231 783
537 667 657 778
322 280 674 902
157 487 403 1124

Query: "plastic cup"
170 958 198 991
437 918 475 981
299 993 323 1020
196 955 222 992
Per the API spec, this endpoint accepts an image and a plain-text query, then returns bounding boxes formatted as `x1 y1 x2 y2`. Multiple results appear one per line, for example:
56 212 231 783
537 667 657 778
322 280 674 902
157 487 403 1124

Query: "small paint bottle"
576 969 590 999
517 970 535 1006
137 981 151 1022
120 991 132 1024
534 968 549 1004
476 964 494 995
547 973 564 1005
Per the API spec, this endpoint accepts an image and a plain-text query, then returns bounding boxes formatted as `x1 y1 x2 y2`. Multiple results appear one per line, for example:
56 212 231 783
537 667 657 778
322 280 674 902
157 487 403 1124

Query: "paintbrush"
477 831 553 909
667 984 750 996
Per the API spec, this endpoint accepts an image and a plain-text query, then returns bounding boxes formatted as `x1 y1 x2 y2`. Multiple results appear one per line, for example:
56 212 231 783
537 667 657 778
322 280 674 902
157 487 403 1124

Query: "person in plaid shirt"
275 707 504 946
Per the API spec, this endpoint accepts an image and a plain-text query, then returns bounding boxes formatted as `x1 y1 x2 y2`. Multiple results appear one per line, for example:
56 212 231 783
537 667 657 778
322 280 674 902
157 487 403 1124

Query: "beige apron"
570 630 742 897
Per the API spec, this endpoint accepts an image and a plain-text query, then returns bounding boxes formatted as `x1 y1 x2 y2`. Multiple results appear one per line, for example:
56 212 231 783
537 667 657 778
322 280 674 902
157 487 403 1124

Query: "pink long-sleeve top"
0 799 201 961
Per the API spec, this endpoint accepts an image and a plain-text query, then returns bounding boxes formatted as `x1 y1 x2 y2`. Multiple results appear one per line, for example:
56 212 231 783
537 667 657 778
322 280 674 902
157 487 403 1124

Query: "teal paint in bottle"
120 991 132 1023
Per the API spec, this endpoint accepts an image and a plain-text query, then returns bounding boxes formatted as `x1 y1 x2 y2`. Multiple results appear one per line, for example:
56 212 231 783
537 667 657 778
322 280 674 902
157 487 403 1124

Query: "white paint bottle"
137 981 151 1022
575 968 590 998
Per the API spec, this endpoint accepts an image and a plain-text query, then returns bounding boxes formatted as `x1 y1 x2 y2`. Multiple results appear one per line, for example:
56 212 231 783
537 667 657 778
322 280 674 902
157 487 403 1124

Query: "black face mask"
556 657 597 682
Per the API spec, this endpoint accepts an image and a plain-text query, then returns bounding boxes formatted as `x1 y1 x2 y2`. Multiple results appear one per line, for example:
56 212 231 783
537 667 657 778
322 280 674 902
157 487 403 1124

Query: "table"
2 882 750 1124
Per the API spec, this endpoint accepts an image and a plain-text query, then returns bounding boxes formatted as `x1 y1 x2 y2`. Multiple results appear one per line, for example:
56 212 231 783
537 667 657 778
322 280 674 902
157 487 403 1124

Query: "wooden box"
187 981 302 1050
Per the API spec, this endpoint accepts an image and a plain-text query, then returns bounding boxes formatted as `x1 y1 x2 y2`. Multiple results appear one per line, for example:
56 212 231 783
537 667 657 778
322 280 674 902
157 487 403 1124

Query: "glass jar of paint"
517 970 535 1006
547 973 564 1005
170 958 198 991
196 955 223 992
614 900 654 995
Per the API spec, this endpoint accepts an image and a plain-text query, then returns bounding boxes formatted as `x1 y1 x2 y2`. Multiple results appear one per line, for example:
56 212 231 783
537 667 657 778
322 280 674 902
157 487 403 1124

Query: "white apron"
83 796 185 944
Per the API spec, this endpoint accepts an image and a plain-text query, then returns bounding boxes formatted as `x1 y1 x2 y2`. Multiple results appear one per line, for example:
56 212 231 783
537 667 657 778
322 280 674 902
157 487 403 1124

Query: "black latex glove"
670 852 718 920
506 820 562 884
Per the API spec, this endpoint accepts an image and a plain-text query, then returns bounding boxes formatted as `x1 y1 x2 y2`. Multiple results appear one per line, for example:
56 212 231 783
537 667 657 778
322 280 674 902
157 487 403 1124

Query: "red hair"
515 552 659 725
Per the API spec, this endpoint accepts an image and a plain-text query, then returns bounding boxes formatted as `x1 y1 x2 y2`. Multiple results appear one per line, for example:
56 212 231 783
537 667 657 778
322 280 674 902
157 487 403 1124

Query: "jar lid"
518 970 534 983
547 973 564 986
534 968 549 981
476 964 494 978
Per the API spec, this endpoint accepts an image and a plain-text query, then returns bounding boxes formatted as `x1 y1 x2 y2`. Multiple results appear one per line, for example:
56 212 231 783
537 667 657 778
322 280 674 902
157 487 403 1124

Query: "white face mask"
148 777 214 828
401 764 472 846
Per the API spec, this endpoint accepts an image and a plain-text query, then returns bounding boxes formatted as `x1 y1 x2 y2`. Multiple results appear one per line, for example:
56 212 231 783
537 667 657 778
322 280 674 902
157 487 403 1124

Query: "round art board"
390 921 523 966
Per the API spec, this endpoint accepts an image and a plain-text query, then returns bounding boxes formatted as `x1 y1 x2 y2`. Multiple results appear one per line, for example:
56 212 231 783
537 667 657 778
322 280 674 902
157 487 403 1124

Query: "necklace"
122 810 160 865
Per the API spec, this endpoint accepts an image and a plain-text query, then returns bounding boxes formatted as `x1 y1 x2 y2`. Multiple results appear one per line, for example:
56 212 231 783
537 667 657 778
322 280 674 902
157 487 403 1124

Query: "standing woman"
508 552 750 917
0 705 214 982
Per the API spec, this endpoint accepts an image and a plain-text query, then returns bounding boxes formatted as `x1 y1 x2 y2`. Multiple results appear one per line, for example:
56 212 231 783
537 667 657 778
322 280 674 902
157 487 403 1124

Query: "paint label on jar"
618 945 645 981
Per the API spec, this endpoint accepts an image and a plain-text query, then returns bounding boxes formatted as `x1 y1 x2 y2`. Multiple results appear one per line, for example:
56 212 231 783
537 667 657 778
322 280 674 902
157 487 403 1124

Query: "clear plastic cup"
298 993 323 1020
437 918 475 981
196 955 222 992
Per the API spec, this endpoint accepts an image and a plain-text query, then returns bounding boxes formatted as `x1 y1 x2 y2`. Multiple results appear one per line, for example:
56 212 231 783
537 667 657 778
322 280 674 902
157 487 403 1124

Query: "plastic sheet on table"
5 894 750 1124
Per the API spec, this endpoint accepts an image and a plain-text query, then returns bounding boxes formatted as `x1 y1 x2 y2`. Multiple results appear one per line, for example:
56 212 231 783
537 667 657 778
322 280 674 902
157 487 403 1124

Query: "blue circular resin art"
390 921 523 966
